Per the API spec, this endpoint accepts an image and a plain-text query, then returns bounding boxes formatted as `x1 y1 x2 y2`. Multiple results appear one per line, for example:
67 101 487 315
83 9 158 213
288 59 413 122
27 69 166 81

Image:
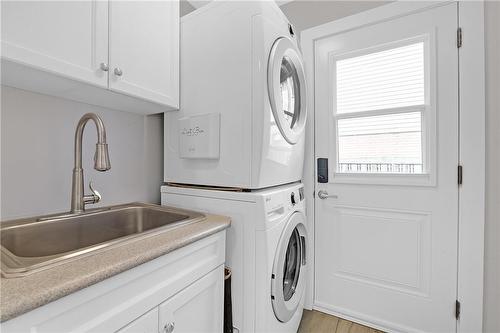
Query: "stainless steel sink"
0 203 205 278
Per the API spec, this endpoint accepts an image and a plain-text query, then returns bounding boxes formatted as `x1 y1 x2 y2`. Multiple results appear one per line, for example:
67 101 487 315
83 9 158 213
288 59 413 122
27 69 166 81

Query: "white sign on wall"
179 113 220 159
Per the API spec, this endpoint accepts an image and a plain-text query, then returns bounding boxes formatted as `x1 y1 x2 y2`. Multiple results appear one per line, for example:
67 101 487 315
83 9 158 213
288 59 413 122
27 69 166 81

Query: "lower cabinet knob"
164 322 175 333
114 67 123 76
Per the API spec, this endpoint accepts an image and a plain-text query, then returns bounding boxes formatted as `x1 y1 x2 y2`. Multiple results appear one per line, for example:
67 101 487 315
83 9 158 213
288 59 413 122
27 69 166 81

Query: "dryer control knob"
291 192 296 205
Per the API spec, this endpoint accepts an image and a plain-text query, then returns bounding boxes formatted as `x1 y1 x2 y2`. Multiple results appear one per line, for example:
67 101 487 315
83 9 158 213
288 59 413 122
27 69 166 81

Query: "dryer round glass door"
271 212 307 323
268 37 307 145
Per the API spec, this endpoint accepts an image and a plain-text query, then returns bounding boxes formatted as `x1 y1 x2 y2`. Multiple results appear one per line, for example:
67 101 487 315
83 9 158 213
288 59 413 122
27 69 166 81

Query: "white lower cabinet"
117 308 159 333
158 267 224 333
1 231 226 333
116 267 223 333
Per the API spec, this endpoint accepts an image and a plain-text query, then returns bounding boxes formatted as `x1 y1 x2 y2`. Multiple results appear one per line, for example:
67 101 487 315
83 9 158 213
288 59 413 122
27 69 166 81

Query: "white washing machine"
164 1 307 189
161 183 308 333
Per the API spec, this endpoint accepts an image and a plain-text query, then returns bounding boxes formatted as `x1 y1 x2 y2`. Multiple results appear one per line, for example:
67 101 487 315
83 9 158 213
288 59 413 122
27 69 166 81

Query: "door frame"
301 1 485 332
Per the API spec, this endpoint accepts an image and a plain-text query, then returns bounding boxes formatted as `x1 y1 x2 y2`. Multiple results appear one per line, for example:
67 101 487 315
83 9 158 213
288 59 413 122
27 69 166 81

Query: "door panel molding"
330 205 431 297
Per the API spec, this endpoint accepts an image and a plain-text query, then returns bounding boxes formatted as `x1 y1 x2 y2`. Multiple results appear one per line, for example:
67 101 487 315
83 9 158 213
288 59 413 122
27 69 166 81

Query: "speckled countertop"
0 213 230 322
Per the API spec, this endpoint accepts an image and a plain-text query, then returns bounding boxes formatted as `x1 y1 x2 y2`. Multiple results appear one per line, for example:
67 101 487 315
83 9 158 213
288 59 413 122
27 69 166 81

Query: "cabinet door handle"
114 67 123 76
99 62 109 72
163 322 175 333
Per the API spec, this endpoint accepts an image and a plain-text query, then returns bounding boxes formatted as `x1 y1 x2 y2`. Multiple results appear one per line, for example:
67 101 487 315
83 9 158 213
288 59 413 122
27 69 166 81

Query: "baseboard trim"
312 302 425 333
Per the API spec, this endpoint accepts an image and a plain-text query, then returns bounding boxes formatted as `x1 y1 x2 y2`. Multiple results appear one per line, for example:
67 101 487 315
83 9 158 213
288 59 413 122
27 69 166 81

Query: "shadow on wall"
180 0 196 16
0 86 164 220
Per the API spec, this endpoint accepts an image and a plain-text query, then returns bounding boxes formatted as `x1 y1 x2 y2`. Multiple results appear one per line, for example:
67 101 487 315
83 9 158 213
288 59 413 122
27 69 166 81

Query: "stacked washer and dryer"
161 2 308 332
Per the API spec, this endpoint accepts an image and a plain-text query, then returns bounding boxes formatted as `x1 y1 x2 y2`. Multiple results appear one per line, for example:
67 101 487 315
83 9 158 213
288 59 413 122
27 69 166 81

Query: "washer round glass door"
268 37 307 145
271 212 307 323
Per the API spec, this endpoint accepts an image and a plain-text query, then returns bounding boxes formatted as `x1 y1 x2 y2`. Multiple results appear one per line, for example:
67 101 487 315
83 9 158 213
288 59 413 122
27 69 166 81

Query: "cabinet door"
159 266 224 333
116 307 159 333
1 1 108 87
108 0 179 107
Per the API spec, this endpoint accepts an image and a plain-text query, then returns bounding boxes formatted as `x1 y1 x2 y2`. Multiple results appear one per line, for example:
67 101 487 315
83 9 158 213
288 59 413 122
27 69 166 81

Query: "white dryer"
161 183 308 333
164 1 307 189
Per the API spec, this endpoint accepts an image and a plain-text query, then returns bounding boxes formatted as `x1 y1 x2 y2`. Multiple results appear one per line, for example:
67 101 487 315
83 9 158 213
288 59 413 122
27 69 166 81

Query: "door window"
334 39 429 175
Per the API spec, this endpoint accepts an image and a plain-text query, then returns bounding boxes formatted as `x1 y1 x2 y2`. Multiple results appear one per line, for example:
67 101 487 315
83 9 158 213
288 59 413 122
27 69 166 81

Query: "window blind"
336 42 425 114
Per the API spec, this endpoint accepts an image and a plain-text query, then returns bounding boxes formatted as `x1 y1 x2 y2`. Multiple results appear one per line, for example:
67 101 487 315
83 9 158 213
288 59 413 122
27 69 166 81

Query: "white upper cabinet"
0 0 179 114
109 1 179 107
1 1 109 88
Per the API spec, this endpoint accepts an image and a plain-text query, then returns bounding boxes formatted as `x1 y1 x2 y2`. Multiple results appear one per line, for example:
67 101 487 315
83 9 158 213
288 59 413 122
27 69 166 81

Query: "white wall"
0 86 163 220
483 2 500 332
281 0 389 32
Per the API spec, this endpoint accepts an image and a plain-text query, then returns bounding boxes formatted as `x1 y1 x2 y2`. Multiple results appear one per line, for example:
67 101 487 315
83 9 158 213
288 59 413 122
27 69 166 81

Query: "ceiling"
186 0 294 9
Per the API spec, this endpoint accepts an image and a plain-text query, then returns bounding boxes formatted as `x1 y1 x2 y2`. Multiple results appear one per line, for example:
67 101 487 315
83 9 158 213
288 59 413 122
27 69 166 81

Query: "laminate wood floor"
298 310 385 333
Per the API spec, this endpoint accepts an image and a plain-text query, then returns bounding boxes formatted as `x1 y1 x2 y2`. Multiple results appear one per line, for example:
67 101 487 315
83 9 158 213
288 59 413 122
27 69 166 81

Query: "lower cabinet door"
116 307 159 333
159 266 224 333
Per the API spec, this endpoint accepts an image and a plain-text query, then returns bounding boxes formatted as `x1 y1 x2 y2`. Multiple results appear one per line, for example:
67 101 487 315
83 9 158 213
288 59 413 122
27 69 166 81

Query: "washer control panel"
290 187 305 206
264 185 305 216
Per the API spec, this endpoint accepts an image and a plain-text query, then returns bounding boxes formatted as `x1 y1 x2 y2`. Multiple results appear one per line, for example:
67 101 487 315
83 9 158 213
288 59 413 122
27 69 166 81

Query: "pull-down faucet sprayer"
70 113 111 213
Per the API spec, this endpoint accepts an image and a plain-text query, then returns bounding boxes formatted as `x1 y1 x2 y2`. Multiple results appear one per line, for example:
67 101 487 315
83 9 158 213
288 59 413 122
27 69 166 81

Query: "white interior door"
314 3 459 332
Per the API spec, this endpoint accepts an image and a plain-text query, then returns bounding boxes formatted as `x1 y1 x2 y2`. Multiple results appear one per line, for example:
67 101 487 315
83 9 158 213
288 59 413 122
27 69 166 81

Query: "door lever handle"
317 190 338 200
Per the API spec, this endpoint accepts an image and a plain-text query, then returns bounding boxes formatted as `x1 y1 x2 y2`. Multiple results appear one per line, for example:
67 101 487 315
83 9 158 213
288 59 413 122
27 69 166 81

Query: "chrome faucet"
71 113 111 213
